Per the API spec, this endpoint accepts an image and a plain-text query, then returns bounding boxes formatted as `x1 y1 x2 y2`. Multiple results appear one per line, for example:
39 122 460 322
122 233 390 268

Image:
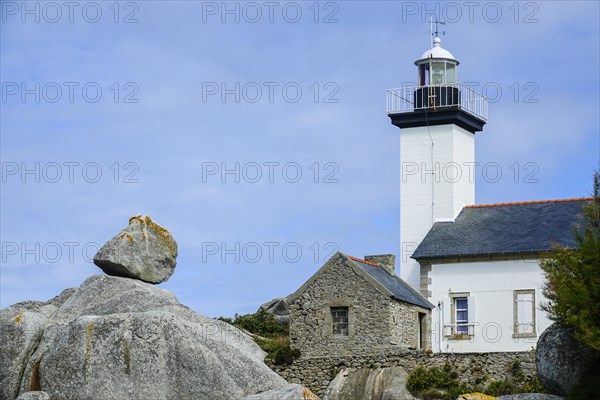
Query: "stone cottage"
288 252 433 358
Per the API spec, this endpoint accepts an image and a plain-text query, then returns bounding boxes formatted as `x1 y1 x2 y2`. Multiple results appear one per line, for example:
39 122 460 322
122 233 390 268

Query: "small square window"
331 307 349 336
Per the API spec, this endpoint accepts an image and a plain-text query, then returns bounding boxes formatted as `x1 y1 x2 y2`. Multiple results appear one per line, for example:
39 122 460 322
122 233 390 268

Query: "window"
514 290 536 337
446 64 456 84
446 292 472 339
430 62 445 85
331 307 349 336
454 297 469 334
419 64 429 86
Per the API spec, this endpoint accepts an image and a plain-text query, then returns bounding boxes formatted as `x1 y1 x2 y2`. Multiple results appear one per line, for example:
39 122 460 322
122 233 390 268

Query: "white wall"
428 259 552 353
400 124 475 290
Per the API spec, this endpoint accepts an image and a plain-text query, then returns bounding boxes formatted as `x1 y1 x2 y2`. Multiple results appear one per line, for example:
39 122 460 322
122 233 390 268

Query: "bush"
541 170 600 350
406 365 472 400
218 308 288 338
218 309 298 365
510 358 521 374
407 366 436 392
521 377 546 393
485 380 516 396
255 336 300 366
407 362 546 399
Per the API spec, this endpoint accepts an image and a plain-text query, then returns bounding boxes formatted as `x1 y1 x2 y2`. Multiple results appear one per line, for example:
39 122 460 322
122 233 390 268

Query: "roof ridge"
347 255 380 267
466 197 592 209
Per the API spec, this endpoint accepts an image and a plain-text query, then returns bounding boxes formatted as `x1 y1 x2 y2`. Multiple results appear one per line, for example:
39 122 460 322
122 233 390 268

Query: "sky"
1 1 599 318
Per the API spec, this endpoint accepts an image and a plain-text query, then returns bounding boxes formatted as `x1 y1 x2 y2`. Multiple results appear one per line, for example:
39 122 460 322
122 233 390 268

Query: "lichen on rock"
459 393 497 400
2 274 294 400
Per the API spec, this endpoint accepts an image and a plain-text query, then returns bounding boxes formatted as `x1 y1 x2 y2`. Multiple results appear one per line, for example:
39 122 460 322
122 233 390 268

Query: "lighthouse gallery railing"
386 83 488 122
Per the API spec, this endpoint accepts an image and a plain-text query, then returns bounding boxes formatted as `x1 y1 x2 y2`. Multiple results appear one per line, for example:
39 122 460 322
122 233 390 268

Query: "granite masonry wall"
290 256 432 358
271 350 537 396
389 300 432 350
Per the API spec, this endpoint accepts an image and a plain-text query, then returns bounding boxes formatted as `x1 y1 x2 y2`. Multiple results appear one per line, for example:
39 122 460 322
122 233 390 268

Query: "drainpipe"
438 301 443 353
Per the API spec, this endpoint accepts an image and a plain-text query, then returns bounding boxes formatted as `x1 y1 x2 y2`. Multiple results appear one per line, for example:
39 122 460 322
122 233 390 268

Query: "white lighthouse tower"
386 35 488 294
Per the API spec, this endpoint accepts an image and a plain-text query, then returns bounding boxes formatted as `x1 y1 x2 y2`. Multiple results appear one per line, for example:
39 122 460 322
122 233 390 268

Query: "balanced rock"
1 274 292 400
93 215 177 284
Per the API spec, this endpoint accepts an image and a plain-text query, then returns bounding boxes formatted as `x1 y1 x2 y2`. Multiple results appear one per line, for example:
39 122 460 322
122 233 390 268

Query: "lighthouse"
386 36 488 295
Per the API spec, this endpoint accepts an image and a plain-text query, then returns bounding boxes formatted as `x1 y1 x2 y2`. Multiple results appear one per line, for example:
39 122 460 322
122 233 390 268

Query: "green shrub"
407 360 549 399
407 366 436 392
255 336 300 366
485 380 516 396
272 345 301 365
419 388 446 399
540 170 600 351
217 308 288 338
510 358 521 374
407 365 472 400
521 377 546 393
218 309 297 365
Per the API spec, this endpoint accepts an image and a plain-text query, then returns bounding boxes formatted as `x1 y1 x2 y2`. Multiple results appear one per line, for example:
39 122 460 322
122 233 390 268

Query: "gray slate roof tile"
412 198 589 261
348 257 434 309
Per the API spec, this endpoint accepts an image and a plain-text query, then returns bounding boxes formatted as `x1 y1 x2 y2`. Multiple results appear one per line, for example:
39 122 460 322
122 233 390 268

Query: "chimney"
364 254 396 275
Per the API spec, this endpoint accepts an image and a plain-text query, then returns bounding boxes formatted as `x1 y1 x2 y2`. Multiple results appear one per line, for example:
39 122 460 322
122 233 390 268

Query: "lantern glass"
431 62 445 85
446 63 456 84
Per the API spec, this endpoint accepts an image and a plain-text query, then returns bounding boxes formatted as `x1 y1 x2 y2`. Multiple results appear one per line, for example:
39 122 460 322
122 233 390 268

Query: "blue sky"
1 1 599 317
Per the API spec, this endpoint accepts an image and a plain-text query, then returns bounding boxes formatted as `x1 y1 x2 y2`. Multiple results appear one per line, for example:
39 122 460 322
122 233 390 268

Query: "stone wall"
389 301 431 350
271 350 536 396
290 256 421 357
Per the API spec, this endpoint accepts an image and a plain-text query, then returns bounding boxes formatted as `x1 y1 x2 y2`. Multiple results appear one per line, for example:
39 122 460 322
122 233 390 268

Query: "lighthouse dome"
415 37 459 65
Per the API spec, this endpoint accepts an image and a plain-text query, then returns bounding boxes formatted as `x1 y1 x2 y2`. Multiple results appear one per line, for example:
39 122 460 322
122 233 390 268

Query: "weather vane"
428 16 446 48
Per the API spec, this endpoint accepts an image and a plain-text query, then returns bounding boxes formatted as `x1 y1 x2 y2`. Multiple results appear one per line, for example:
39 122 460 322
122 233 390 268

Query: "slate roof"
412 198 590 261
347 256 434 309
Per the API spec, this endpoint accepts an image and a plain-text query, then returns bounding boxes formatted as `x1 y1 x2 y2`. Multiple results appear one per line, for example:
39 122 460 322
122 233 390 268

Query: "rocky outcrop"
1 275 290 400
242 384 319 400
0 288 76 400
259 298 291 326
93 215 177 284
322 367 416 400
536 323 600 396
1 216 318 400
0 302 51 400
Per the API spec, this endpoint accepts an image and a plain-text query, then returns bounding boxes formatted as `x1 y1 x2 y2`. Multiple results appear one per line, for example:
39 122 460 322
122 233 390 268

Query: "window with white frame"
514 290 536 337
331 307 349 336
446 292 472 338
454 297 469 334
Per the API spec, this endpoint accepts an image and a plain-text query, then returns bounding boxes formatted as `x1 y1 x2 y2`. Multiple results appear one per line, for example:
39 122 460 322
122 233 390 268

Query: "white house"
386 36 589 352
412 198 587 353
